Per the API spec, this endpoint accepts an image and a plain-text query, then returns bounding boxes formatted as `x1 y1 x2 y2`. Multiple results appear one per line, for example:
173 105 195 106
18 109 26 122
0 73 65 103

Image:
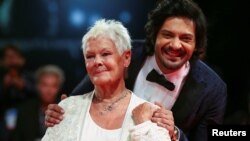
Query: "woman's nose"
94 55 103 66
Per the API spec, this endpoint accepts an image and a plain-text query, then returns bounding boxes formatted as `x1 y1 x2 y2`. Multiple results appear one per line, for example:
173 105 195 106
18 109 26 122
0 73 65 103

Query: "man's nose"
169 38 182 50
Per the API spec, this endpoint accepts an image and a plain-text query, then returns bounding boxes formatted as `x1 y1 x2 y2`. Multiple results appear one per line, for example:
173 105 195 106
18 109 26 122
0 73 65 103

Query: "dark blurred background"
0 0 249 140
0 0 155 92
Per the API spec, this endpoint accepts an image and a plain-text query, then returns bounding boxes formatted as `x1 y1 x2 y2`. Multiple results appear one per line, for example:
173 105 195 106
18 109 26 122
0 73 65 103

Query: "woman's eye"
86 55 94 59
102 52 111 56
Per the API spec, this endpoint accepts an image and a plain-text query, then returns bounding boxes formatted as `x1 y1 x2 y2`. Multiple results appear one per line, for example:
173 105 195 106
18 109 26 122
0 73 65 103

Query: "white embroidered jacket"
42 92 171 141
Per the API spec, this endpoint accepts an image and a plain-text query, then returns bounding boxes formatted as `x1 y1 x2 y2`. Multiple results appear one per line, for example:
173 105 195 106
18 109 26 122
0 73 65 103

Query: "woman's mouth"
94 68 107 74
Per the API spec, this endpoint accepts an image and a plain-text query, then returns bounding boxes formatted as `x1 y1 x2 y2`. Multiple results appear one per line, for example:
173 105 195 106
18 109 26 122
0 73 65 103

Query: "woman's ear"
123 50 132 68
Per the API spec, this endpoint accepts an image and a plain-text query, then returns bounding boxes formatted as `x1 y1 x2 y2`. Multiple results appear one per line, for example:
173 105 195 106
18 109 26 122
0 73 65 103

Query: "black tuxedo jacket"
71 40 227 141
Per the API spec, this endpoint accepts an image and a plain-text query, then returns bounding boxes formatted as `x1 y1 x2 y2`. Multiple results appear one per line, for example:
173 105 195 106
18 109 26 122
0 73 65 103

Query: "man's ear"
123 50 132 68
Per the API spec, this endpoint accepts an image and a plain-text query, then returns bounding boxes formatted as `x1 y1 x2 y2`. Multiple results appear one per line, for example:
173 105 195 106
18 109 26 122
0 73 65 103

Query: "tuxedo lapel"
171 61 206 130
76 93 94 140
125 41 147 90
125 60 144 90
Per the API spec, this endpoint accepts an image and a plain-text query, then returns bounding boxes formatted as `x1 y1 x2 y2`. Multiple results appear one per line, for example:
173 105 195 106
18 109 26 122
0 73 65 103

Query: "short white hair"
82 19 132 54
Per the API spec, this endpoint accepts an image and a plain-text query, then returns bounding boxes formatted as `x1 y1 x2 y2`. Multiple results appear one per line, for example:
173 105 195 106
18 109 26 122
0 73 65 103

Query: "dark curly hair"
145 0 207 60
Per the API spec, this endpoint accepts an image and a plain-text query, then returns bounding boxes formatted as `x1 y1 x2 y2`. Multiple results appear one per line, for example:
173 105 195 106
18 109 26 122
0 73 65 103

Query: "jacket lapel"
125 60 144 90
125 46 147 90
171 61 206 130
76 92 94 140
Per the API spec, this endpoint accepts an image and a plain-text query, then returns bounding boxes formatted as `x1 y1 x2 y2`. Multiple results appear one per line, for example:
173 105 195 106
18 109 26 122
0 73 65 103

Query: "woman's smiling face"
84 36 130 86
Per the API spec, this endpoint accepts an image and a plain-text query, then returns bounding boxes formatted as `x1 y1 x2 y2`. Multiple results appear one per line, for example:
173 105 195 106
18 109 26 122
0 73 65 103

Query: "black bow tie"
146 69 175 91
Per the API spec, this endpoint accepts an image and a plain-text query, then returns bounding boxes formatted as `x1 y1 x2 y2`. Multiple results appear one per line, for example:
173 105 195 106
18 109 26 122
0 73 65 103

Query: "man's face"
37 74 60 104
155 17 196 73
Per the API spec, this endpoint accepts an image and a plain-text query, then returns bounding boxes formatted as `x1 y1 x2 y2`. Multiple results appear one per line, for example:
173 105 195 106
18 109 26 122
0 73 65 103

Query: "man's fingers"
157 122 173 129
153 112 174 121
155 121 174 131
151 117 173 125
151 117 174 129
44 104 64 127
154 101 164 108
45 110 64 120
151 117 175 136
45 122 55 127
155 108 172 115
61 94 68 100
152 112 175 138
48 104 64 114
45 115 61 125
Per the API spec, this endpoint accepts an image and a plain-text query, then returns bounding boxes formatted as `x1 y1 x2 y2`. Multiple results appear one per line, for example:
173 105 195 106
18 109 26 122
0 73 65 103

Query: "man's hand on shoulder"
44 94 67 127
151 102 177 140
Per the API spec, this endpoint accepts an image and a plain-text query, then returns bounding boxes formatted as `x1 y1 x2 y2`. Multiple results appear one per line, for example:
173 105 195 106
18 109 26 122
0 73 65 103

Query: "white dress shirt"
133 55 190 110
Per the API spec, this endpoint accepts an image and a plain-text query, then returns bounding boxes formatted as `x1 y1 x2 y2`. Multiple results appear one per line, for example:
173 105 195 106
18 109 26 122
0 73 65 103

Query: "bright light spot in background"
88 14 102 26
119 11 132 24
0 0 13 31
70 9 85 27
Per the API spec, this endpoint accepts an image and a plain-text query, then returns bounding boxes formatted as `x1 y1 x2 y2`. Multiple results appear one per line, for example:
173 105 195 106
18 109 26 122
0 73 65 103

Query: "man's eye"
180 35 194 43
181 37 192 42
162 33 172 38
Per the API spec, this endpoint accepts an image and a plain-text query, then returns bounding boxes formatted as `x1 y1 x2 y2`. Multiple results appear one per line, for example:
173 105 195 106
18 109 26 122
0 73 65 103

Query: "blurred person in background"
0 44 35 110
0 44 35 140
10 65 64 141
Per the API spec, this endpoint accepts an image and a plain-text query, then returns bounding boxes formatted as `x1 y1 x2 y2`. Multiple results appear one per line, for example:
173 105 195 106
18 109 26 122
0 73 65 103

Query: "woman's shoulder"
131 93 149 105
131 93 157 108
58 91 93 108
42 92 93 141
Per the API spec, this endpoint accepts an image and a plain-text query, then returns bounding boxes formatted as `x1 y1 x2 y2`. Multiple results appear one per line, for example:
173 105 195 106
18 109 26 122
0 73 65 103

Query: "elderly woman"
42 19 171 141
